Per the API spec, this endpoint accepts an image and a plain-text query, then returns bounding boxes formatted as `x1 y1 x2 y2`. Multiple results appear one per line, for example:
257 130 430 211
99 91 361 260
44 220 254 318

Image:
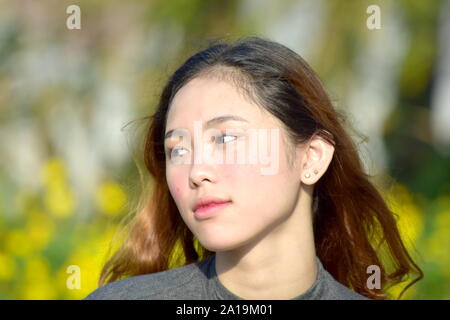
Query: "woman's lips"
194 201 231 220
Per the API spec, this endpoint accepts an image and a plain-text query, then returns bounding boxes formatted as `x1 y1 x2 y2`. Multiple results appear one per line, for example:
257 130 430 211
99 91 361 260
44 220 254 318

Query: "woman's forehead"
169 79 252 114
166 79 274 129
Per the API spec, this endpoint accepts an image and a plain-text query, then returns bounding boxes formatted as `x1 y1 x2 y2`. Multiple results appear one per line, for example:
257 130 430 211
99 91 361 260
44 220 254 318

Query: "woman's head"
158 38 338 253
164 74 334 253
99 36 423 300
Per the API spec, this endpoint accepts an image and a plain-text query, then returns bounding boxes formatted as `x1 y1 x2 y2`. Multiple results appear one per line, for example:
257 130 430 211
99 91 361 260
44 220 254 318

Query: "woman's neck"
214 208 318 300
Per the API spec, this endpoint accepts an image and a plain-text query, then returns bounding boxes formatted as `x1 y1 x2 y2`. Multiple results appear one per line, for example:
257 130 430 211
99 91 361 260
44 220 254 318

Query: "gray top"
83 255 370 300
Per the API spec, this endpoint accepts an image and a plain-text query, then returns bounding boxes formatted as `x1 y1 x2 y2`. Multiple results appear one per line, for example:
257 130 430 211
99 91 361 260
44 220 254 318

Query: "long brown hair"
98 36 423 299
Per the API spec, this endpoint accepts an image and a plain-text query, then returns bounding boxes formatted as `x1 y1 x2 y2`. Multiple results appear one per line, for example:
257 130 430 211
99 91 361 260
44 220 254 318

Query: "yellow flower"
20 282 57 300
41 158 67 187
384 183 424 253
61 225 120 299
43 184 75 218
96 180 127 216
25 210 56 251
24 257 51 283
56 265 83 300
62 250 103 299
4 229 34 257
19 256 56 300
0 253 16 281
41 158 76 218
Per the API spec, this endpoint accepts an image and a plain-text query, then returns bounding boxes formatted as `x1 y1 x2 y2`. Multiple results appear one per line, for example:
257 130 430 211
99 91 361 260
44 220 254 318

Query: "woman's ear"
300 134 335 185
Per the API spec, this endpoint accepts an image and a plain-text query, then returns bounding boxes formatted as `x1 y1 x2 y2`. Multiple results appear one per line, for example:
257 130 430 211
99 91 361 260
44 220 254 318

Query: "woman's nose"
189 164 216 187
188 151 218 187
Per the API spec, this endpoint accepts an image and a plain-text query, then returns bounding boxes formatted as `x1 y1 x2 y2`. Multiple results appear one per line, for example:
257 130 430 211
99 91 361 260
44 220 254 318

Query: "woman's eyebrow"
164 114 249 140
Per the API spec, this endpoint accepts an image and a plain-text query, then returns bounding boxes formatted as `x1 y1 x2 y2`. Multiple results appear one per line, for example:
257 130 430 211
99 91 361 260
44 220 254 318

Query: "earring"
314 169 318 175
304 172 311 178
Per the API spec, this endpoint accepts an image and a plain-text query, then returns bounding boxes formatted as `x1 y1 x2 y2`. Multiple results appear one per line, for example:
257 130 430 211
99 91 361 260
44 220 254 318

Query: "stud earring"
304 172 311 178
314 169 318 175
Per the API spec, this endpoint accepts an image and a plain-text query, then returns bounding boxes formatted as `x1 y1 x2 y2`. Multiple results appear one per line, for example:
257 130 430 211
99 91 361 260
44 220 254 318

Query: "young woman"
84 36 423 300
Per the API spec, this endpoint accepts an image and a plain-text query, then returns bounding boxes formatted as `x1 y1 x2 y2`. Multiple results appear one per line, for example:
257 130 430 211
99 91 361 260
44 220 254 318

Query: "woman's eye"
216 134 238 144
168 147 188 158
167 135 238 159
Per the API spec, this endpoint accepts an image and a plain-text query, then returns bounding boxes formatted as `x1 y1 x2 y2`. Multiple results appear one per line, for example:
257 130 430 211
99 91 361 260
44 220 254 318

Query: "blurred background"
0 0 449 300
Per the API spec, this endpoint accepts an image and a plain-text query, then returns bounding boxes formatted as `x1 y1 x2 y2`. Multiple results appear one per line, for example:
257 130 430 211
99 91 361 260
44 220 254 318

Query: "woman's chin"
199 238 244 253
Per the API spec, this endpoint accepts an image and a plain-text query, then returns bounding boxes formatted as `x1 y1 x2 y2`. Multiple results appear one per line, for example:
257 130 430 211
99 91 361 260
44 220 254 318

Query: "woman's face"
164 76 304 252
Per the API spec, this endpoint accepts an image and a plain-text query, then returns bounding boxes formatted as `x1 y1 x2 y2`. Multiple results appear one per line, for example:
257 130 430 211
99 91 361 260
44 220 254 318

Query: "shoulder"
83 260 208 300
322 273 371 300
315 257 371 300
329 281 371 300
318 264 370 300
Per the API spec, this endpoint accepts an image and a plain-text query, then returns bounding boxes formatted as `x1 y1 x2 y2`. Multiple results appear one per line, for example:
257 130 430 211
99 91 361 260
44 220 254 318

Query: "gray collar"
202 254 332 300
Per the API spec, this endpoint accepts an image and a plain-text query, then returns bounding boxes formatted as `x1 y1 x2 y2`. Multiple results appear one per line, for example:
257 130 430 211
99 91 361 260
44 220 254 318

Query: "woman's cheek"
222 162 258 192
167 172 184 203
